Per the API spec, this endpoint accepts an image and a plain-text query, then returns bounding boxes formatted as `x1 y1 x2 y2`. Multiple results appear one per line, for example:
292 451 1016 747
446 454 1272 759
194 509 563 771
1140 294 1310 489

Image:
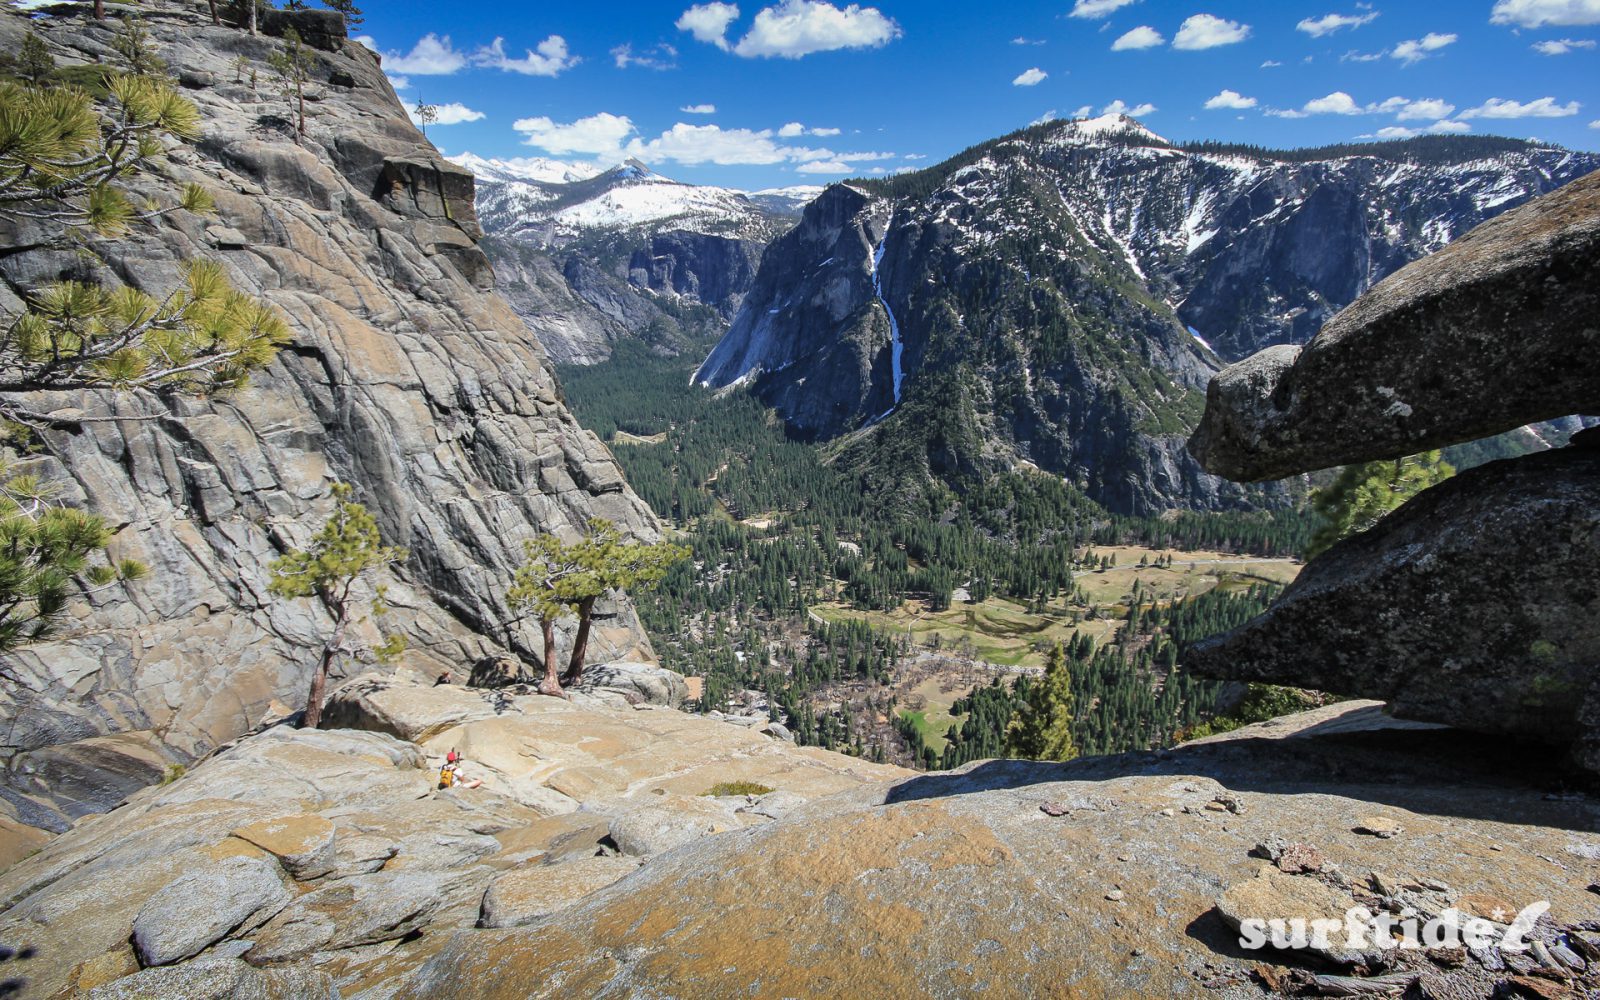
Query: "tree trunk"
537 615 566 698
562 595 597 685
296 79 305 140
207 0 220 26
302 595 348 729
249 2 257 35
93 0 103 19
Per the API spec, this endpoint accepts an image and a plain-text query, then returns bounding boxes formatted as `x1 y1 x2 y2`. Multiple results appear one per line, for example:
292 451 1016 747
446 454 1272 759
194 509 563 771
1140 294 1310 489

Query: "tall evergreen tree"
1005 642 1078 762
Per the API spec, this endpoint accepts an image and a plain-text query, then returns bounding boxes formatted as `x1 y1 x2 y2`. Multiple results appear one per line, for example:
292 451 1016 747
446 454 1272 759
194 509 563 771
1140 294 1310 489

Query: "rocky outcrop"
1189 168 1600 481
1187 448 1600 765
0 2 658 825
1185 173 1600 773
9 686 1599 998
0 679 905 998
390 702 1600 998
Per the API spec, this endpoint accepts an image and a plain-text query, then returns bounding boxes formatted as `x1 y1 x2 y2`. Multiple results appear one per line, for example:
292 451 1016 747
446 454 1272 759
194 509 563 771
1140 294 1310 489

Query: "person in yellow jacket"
438 749 483 790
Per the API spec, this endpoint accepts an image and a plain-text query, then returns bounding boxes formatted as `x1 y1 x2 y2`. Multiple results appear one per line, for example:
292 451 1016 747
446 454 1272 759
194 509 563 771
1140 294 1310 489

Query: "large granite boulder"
1187 447 1600 769
1188 168 1600 481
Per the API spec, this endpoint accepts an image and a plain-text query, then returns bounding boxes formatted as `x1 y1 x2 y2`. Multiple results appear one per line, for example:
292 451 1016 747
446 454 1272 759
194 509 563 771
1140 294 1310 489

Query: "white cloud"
1012 36 1046 45
778 121 842 136
1069 0 1139 16
1592 119 1600 128
1032 109 1058 125
1459 96 1582 118
904 153 927 160
720 1 902 59
1342 49 1385 61
1386 97 1456 120
473 36 580 76
387 75 410 90
1391 32 1456 64
1204 89 1257 109
681 103 717 114
1111 25 1164 50
382 33 466 75
1370 120 1471 138
1304 91 1364 114
1173 14 1251 50
1532 37 1597 53
1297 11 1380 36
612 42 678 69
1490 0 1600 28
1013 67 1048 86
796 160 854 173
404 101 485 126
1261 58 1283 67
509 114 896 169
355 34 377 51
677 2 741 49
1102 99 1157 116
513 112 637 156
1071 104 1095 117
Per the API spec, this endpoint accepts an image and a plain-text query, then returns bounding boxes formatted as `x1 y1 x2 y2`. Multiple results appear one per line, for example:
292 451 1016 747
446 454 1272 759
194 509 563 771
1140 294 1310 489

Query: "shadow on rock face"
884 702 1592 831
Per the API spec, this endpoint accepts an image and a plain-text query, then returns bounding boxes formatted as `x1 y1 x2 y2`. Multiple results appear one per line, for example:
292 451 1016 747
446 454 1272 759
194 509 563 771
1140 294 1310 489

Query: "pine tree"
1005 642 1078 761
325 0 363 27
0 68 286 657
268 484 407 728
510 520 688 691
267 27 312 141
17 32 55 83
0 460 146 658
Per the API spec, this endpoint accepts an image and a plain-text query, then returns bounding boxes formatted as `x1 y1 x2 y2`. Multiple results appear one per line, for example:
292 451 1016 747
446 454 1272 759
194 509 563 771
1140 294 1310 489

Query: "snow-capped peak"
1056 114 1168 146
448 153 602 186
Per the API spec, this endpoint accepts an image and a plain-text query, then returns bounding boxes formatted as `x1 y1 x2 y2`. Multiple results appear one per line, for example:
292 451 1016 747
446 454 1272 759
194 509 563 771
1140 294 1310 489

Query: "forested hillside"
560 346 1308 767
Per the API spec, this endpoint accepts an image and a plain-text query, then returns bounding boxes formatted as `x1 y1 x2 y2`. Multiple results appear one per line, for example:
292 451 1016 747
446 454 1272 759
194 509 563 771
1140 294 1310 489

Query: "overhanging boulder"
1188 168 1600 481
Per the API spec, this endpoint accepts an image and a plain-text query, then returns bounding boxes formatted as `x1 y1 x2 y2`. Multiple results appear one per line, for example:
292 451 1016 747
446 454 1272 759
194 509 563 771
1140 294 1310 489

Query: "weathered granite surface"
4 690 1595 999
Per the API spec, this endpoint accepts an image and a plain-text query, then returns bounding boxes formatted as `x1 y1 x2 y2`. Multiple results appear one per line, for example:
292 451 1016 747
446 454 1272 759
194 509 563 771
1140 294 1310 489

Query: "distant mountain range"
453 154 817 364
461 118 1598 514
693 115 1600 513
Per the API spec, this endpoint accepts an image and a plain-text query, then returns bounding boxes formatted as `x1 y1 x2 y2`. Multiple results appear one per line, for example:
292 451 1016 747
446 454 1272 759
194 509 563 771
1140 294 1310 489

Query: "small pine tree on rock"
269 484 407 729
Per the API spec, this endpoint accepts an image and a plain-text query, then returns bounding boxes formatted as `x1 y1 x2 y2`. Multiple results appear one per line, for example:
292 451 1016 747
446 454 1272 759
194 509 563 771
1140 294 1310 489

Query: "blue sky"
357 0 1600 190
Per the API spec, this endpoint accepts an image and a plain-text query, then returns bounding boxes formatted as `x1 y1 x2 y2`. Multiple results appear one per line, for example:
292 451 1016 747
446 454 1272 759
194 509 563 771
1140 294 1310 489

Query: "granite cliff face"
0 3 658 830
696 116 1598 513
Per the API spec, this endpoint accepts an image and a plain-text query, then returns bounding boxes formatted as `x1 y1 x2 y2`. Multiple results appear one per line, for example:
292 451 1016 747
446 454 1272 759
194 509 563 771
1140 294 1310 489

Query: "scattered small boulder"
1275 843 1328 875
130 856 290 967
230 814 336 880
1216 866 1366 965
1354 816 1404 839
479 856 642 929
607 798 738 857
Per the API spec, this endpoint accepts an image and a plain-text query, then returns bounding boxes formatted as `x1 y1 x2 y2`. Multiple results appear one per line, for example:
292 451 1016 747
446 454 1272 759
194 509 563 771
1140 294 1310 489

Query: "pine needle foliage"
509 519 688 694
0 459 146 656
1305 451 1454 559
